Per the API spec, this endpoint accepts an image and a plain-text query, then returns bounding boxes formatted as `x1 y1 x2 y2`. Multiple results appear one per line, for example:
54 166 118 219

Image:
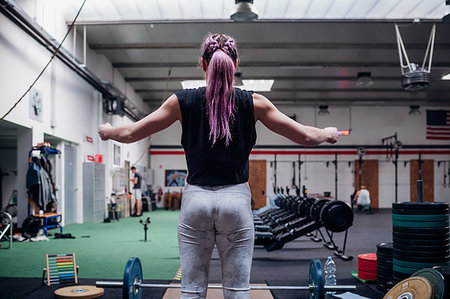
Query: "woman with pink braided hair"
99 33 338 299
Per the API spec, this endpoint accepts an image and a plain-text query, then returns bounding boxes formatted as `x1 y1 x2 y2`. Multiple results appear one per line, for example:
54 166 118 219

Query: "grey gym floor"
0 209 390 299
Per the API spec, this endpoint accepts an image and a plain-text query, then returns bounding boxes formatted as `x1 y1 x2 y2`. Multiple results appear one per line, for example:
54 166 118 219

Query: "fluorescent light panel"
181 80 274 91
442 73 450 80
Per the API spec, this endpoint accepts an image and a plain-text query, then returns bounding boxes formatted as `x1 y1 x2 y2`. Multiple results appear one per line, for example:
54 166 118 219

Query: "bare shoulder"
253 92 276 121
162 94 181 122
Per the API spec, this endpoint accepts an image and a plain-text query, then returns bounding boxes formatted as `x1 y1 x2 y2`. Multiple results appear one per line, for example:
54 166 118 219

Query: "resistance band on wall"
0 0 87 122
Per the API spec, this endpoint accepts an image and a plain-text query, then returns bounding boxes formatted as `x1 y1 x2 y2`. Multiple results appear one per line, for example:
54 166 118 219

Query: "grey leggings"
178 183 255 299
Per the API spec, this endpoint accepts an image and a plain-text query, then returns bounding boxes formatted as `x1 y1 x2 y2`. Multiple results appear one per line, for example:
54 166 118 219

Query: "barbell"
96 257 356 299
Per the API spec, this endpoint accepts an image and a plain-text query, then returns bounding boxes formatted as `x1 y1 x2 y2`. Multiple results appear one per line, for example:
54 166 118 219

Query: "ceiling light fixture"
230 0 259 22
318 105 330 116
356 72 374 87
181 79 274 91
408 105 421 116
442 73 450 80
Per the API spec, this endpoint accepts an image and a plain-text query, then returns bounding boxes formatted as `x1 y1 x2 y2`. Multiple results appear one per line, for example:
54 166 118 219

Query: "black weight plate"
394 243 450 252
412 268 446 299
377 254 393 261
376 283 393 292
393 202 449 210
393 231 450 240
320 200 353 232
393 237 449 246
393 208 449 215
377 268 393 277
393 253 449 263
377 266 393 274
377 242 393 250
393 248 450 258
377 268 392 274
378 262 393 269
377 255 393 263
298 198 315 218
377 264 393 272
310 199 330 224
377 271 393 279
377 258 393 265
393 226 449 234
433 265 450 277
393 274 411 281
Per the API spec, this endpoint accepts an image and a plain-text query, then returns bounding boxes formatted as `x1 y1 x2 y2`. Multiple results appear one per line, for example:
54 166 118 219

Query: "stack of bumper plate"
376 242 393 291
392 202 449 283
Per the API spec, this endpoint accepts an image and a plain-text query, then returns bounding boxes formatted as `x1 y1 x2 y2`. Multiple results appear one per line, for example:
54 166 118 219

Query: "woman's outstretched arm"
253 93 338 146
98 94 181 143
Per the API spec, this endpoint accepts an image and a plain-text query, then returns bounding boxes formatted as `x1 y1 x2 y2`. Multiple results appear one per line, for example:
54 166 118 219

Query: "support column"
16 126 43 226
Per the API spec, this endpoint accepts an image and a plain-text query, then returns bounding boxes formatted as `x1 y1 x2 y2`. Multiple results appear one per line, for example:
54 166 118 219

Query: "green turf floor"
0 210 180 280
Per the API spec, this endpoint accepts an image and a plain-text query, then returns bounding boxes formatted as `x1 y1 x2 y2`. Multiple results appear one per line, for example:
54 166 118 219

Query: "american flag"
426 110 450 140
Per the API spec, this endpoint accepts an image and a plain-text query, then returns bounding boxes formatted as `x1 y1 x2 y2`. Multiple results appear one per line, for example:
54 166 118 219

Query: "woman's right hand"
98 122 112 141
323 127 339 144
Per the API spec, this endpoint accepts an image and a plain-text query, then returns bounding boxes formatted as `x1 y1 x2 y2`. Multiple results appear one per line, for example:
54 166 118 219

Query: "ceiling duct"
230 0 258 22
395 24 436 91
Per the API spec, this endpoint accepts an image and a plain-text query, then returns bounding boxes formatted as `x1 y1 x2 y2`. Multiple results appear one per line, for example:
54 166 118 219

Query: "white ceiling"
63 0 446 22
51 1 450 107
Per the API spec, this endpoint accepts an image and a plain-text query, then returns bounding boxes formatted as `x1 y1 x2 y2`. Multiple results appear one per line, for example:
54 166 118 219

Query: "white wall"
0 1 150 224
0 150 17 210
149 104 450 208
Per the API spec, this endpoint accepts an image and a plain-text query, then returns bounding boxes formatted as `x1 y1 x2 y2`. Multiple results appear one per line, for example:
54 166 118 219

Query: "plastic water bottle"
324 256 337 294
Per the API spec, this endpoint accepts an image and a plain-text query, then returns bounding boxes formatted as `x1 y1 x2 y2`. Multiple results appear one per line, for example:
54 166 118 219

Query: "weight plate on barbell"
308 259 325 299
392 202 449 210
54 285 104 299
412 268 446 299
383 276 434 299
123 257 143 299
393 213 449 222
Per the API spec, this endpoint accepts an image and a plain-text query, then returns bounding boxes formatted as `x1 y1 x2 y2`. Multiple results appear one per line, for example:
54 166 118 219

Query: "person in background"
355 185 371 213
130 166 142 217
99 33 338 299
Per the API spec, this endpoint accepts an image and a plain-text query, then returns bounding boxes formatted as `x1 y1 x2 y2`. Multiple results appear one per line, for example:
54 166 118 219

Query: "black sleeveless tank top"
175 87 257 186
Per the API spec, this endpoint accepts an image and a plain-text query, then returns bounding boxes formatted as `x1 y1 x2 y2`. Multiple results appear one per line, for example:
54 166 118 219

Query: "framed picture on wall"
165 170 187 187
114 144 121 166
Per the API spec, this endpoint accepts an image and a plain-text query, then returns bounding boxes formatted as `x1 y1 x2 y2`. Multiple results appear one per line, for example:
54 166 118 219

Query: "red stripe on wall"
426 136 450 140
150 150 450 156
